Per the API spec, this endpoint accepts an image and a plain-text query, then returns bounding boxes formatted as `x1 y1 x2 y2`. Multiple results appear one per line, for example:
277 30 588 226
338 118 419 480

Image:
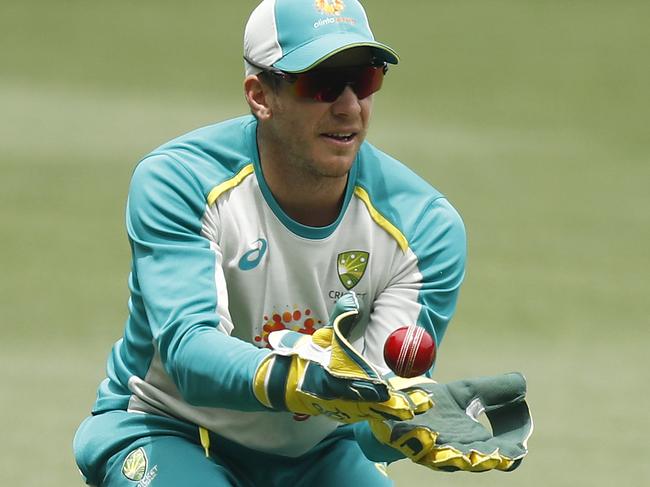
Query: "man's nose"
330 85 363 116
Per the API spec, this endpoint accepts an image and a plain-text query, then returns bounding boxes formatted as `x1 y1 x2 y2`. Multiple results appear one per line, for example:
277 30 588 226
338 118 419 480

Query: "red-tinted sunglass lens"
352 66 385 99
292 65 386 102
293 72 342 102
313 87 343 103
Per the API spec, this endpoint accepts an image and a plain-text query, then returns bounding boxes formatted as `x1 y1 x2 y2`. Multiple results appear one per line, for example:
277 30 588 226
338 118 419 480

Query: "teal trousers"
74 410 393 487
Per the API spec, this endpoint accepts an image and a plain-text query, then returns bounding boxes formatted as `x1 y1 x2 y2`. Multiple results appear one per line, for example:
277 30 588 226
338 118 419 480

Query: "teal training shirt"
91 114 466 457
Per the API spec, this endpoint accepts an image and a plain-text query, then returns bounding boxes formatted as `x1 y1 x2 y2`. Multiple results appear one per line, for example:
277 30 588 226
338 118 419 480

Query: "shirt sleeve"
362 197 467 374
127 154 270 411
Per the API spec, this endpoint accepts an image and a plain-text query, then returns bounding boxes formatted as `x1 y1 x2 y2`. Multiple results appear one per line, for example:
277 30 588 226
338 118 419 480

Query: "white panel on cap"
243 0 283 76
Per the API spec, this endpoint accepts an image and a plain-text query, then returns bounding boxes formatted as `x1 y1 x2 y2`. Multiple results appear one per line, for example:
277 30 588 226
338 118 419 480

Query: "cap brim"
273 33 399 73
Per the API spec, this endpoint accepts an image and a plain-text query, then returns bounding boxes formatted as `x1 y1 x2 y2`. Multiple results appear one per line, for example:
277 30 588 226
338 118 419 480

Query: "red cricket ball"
383 326 436 378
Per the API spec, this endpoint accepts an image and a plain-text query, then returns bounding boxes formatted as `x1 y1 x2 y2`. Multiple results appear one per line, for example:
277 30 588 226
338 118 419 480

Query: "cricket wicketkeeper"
73 1 532 485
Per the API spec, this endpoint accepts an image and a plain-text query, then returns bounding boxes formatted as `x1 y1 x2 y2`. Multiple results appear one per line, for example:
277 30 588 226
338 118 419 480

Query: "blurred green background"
1 1 648 485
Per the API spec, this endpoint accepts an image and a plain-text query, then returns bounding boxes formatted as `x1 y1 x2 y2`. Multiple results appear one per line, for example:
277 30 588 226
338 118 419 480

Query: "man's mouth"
321 132 357 142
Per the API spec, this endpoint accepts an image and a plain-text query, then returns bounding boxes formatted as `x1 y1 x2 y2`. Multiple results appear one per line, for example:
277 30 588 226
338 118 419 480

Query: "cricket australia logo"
337 250 369 290
315 0 345 16
122 447 159 486
122 448 147 481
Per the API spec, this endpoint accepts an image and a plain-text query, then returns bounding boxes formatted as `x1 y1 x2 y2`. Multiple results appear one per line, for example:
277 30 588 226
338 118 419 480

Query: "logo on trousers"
238 238 268 270
121 447 159 486
122 448 147 481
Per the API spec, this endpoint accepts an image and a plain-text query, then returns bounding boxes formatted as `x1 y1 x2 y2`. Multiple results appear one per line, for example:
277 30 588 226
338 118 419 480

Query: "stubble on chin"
305 146 359 181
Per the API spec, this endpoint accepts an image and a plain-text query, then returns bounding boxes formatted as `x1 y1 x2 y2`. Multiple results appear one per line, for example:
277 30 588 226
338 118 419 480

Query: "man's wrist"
353 421 406 463
252 353 291 411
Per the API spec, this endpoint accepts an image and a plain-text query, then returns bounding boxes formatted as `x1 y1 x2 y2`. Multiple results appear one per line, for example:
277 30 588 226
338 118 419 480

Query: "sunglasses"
245 56 388 102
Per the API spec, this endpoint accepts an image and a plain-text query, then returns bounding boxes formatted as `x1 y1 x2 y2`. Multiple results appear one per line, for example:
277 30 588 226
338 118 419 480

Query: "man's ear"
244 75 273 120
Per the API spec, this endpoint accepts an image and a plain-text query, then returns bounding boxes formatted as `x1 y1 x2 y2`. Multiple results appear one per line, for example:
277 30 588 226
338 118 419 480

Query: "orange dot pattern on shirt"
255 308 323 348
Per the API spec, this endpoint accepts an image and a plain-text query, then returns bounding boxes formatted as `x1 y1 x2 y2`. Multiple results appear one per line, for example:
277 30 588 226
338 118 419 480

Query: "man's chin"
315 157 356 179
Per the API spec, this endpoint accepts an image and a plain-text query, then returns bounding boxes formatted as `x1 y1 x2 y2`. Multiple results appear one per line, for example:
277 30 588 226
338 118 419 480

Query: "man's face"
262 48 376 181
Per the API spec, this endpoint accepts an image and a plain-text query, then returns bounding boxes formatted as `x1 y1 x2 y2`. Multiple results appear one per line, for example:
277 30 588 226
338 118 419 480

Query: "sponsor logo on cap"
315 0 345 16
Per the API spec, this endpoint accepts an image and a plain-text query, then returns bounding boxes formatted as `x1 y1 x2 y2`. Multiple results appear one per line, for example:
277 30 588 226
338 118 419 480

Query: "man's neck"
258 144 348 228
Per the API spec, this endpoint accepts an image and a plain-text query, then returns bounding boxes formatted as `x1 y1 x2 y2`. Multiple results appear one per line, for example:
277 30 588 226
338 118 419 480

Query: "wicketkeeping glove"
368 373 533 472
253 292 432 423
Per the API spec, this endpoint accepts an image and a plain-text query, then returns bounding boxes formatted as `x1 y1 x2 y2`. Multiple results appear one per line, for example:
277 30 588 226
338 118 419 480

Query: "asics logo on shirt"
238 238 268 270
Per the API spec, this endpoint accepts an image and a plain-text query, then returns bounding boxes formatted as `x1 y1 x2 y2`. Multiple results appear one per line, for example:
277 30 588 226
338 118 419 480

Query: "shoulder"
355 142 464 246
131 115 258 200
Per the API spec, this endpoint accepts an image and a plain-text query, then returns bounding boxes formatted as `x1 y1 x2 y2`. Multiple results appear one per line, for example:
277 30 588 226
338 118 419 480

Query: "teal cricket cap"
244 0 399 76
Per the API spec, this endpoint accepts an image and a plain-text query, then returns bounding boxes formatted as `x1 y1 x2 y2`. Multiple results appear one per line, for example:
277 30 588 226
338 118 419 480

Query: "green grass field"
1 1 648 485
